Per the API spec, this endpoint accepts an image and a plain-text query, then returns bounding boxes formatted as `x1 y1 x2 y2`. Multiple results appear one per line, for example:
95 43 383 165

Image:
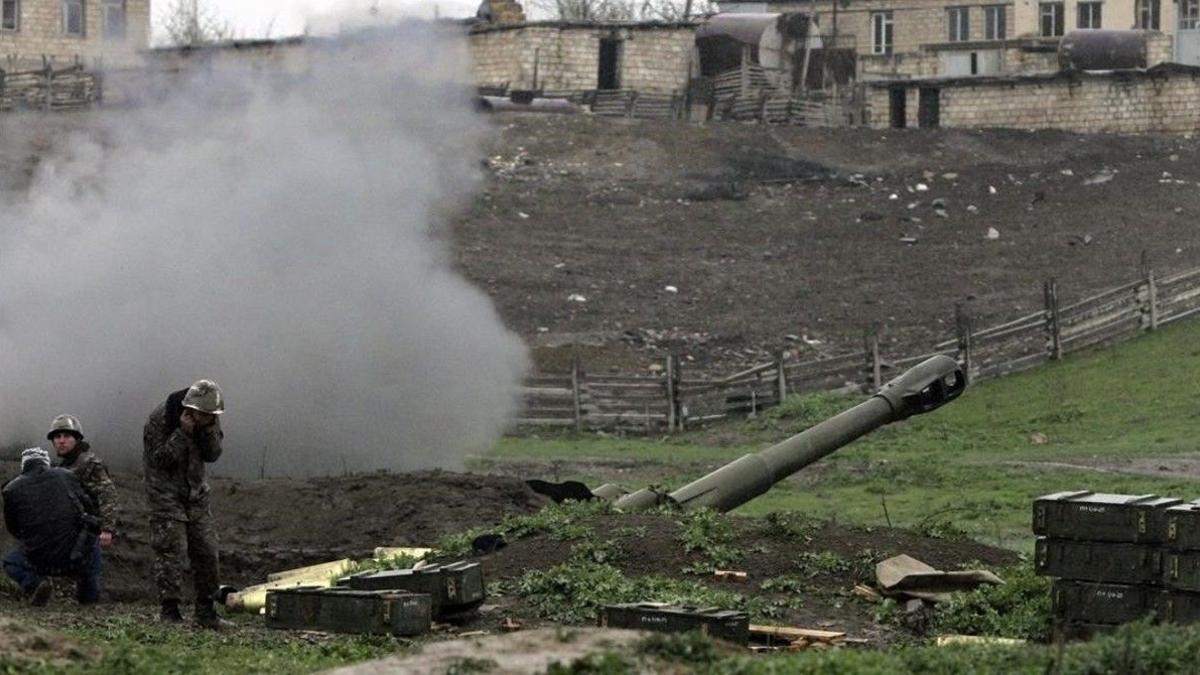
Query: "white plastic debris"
889 193 899 200
554 262 566 269
988 186 997 194
567 294 587 303
915 183 929 192
967 205 978 213
1060 169 1074 176
518 212 530 219
664 286 679 294
942 172 958 180
1084 173 1114 186
986 227 1001 240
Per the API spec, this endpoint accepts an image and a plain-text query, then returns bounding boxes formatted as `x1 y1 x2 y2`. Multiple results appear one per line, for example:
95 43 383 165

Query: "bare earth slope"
455 115 1200 373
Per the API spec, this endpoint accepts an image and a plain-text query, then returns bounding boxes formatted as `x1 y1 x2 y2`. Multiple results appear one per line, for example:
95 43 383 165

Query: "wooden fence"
515 265 1200 433
0 63 98 111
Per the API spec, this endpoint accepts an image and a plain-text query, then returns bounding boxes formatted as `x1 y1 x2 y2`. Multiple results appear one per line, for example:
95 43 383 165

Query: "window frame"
1182 0 1200 30
102 0 125 40
872 11 894 56
1039 1 1064 37
62 0 84 37
947 6 970 42
2 0 18 31
983 5 1006 40
1077 1 1102 29
1136 0 1160 29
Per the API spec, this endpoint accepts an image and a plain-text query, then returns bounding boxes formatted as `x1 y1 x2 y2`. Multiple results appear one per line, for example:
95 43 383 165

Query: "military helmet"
182 379 225 416
47 414 83 440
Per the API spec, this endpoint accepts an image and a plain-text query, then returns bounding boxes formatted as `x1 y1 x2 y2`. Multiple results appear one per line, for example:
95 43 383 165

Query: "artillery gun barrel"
608 355 966 513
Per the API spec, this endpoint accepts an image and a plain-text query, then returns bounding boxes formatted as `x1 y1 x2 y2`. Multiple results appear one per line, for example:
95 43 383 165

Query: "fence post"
570 354 583 433
955 304 973 381
665 355 677 434
776 351 788 404
864 332 882 391
626 90 638 118
1147 269 1159 331
1044 278 1062 360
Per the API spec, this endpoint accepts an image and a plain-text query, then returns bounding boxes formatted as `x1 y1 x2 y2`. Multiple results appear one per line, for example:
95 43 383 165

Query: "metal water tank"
1058 30 1148 71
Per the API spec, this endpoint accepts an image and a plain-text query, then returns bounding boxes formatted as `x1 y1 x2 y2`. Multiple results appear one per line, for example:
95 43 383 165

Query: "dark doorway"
598 39 621 90
889 88 907 128
918 87 940 128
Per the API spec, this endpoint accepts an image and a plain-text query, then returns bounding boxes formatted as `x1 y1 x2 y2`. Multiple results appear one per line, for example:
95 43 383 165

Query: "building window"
1077 1 1102 28
984 5 1006 40
1182 0 1200 29
1039 2 1064 36
103 0 125 40
1136 0 1160 29
2 0 17 31
872 11 894 55
62 0 84 36
947 7 969 42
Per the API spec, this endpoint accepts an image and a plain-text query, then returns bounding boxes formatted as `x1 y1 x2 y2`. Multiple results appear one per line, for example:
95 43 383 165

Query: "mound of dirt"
465 510 1019 641
0 464 549 602
0 614 95 666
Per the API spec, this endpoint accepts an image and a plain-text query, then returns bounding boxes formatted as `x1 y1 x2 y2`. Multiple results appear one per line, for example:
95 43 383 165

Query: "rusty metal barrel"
1059 30 1149 71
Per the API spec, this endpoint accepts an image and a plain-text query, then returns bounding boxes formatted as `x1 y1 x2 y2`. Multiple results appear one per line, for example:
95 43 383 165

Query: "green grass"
483 319 1200 549
0 611 405 674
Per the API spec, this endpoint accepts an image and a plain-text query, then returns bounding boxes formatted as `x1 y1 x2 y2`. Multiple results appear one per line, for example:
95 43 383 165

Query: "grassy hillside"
485 317 1200 550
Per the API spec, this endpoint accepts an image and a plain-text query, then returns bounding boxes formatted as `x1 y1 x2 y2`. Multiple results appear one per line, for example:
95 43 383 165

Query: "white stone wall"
0 0 149 69
470 24 694 93
867 68 1200 133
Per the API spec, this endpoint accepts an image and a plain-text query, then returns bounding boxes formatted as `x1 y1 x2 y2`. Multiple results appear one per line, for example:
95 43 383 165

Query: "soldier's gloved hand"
99 531 113 548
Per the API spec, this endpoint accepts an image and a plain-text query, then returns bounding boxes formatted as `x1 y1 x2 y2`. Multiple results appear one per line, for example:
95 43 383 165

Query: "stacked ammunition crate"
1032 491 1200 635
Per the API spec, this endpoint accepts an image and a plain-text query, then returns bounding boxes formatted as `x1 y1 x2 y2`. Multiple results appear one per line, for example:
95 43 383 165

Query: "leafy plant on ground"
568 538 624 565
517 561 762 624
793 551 852 578
676 508 742 573
434 500 614 557
636 630 722 664
764 511 814 543
445 656 498 674
933 563 1052 640
545 651 633 675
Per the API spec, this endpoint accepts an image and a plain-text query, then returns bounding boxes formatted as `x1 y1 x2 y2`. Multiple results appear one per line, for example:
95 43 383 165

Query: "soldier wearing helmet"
142 379 228 629
48 415 119 550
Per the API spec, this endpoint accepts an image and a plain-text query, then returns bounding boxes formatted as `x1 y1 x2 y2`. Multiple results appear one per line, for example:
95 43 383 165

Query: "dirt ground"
0 463 1017 647
457 115 1200 374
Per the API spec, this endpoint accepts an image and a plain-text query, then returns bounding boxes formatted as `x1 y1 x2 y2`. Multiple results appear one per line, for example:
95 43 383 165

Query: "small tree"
527 0 715 21
159 0 233 46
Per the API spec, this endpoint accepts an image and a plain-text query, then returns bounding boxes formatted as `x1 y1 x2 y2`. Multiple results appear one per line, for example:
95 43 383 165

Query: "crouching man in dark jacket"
2 447 102 606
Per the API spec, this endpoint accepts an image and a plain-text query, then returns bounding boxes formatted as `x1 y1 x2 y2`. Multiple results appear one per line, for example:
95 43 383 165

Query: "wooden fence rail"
514 262 1200 434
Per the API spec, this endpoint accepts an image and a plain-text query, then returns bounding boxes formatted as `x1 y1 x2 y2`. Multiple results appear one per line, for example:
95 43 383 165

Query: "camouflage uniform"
58 442 119 534
143 391 223 604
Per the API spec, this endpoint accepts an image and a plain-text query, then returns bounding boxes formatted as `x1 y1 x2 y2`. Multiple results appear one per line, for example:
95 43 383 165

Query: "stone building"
718 0 1199 78
469 21 696 93
866 62 1200 132
0 0 149 69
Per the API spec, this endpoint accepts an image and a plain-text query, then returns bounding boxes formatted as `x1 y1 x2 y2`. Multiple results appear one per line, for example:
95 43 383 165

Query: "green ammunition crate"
1035 538 1162 584
1159 591 1200 623
265 588 432 636
1161 551 1200 592
1165 502 1200 551
341 562 485 618
600 603 749 644
1051 580 1162 625
1033 491 1182 544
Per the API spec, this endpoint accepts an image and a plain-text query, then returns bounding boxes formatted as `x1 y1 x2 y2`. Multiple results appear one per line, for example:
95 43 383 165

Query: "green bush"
933 563 1052 640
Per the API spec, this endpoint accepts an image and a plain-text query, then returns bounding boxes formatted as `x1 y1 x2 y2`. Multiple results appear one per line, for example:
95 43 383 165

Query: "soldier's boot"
195 601 233 630
159 599 184 624
29 579 53 607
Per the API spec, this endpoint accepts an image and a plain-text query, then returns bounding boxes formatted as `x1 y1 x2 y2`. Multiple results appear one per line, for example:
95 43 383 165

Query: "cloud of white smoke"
0 22 529 478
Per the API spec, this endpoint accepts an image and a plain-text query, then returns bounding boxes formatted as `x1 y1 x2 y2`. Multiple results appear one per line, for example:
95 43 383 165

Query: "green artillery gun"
529 355 966 512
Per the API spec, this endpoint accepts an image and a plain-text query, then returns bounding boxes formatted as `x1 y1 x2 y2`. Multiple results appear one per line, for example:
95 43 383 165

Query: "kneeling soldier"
49 415 119 549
